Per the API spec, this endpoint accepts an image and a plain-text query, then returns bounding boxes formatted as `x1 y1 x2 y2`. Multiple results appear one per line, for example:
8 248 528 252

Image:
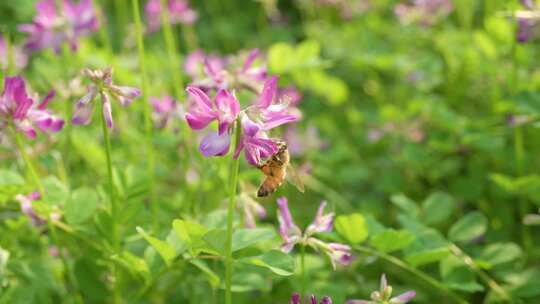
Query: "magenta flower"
276 197 352 269
185 49 266 92
72 68 141 129
150 95 183 129
18 0 98 53
394 0 453 26
184 72 299 165
0 76 64 139
291 293 333 304
0 35 28 70
145 0 197 33
247 76 298 131
347 274 416 304
233 115 279 166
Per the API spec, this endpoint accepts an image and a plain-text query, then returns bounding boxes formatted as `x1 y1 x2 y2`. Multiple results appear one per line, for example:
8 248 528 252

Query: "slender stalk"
12 128 82 302
131 0 157 233
449 244 511 301
99 98 120 304
511 0 532 256
94 1 113 56
225 120 242 304
354 246 468 304
159 0 184 101
5 32 14 75
514 126 531 253
300 244 306 301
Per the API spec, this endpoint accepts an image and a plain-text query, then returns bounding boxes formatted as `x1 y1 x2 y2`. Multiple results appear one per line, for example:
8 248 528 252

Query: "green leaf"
391 194 419 218
239 250 295 276
136 227 177 266
404 229 450 267
370 229 415 253
64 188 98 225
232 228 276 252
440 255 484 293
202 228 276 256
268 42 294 73
335 213 368 245
479 243 522 268
172 219 209 255
111 252 149 281
421 192 455 225
448 211 487 242
190 260 220 288
202 229 227 255
0 170 24 185
42 176 69 206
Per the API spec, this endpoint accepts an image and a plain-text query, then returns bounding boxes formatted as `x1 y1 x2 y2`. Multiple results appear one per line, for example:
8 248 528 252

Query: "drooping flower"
290 293 333 304
394 0 453 26
0 76 64 139
0 35 28 70
347 274 416 304
150 95 183 129
145 0 197 33
277 197 352 269
238 191 267 228
18 0 98 53
16 192 46 226
72 67 141 129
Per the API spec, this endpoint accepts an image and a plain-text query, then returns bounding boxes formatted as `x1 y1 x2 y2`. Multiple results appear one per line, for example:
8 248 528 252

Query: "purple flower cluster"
72 68 141 129
347 274 416 304
184 48 267 92
19 0 98 53
0 76 64 139
277 197 352 269
394 0 453 26
290 293 332 304
145 0 197 33
185 75 299 166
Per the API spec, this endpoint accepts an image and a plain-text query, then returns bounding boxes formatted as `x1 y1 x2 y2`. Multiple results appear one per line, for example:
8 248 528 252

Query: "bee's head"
276 140 287 150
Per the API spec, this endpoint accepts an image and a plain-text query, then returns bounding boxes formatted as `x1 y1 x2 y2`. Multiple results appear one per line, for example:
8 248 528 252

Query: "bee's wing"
286 162 305 193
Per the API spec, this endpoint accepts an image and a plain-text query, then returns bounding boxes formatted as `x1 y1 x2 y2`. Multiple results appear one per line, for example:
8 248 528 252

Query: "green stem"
5 32 14 75
94 1 113 56
99 98 120 304
132 0 157 233
159 0 185 101
225 121 242 304
12 129 82 302
354 246 468 304
300 244 306 301
514 126 531 253
449 244 511 302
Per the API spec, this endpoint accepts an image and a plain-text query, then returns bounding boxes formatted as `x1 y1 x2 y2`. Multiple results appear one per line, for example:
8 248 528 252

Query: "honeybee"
256 140 305 197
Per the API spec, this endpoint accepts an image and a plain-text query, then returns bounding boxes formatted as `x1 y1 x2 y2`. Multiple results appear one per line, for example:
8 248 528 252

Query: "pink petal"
257 75 278 108
101 93 113 129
